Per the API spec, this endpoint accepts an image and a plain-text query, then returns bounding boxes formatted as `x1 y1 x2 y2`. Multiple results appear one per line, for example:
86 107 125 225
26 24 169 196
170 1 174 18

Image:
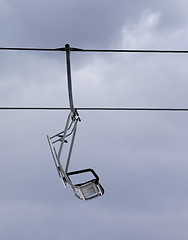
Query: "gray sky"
0 0 188 239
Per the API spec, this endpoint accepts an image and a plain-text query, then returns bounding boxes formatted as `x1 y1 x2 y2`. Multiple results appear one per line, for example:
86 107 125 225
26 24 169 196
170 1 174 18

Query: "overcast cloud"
0 0 188 239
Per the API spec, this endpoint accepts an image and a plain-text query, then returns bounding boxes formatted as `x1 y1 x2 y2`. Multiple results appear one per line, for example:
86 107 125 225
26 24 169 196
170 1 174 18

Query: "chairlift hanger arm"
47 44 104 200
65 44 76 114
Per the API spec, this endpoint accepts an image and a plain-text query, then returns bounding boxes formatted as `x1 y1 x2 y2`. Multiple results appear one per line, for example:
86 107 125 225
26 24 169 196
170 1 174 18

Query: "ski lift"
47 44 104 200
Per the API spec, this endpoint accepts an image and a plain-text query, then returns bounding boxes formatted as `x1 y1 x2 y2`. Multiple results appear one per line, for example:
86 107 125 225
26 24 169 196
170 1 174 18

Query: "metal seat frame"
47 44 104 200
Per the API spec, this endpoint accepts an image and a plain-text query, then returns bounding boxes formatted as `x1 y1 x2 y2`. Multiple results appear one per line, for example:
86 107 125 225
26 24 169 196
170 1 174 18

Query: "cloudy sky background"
0 0 188 239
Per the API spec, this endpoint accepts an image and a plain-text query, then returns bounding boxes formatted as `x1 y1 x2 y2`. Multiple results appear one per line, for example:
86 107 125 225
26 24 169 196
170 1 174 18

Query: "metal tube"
47 135 60 174
65 44 75 113
57 112 72 159
65 120 78 173
51 119 74 139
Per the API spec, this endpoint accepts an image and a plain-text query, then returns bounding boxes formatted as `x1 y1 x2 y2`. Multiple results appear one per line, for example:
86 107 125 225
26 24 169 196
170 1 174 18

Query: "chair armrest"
66 168 99 182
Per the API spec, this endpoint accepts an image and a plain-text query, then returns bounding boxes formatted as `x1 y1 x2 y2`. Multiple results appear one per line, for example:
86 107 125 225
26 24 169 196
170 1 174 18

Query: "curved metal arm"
65 44 76 114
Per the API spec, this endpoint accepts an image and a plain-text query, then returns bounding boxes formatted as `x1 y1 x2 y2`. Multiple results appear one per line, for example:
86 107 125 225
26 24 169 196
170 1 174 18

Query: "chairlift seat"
47 133 104 200
66 168 104 200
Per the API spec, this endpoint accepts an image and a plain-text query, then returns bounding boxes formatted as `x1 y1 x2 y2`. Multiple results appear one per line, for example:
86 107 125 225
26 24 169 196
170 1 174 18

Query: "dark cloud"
0 0 156 47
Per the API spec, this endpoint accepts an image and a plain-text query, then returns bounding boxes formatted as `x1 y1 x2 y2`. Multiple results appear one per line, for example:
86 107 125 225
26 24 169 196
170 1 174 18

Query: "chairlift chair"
47 44 104 200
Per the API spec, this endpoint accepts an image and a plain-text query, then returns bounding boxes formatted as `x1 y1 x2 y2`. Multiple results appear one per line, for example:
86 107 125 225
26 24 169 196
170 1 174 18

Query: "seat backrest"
75 181 104 200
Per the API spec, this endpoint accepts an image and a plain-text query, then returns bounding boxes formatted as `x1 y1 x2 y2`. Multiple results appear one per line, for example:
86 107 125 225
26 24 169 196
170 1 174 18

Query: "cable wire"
72 49 188 54
1 46 188 112
0 47 65 52
1 107 188 111
1 46 188 54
